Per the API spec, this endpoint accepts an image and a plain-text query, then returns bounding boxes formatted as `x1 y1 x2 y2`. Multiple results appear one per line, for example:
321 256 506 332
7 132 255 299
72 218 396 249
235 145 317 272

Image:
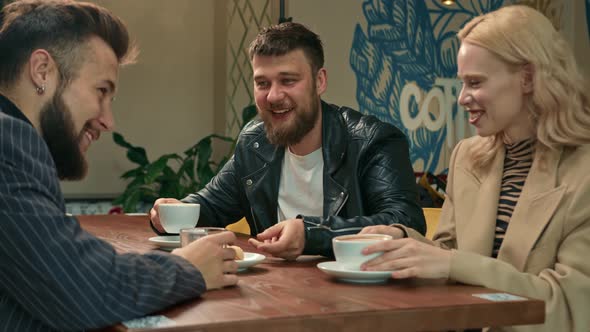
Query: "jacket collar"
460 143 566 270
459 145 505 256
498 145 566 270
320 101 348 175
0 94 33 126
248 127 279 164
248 100 348 174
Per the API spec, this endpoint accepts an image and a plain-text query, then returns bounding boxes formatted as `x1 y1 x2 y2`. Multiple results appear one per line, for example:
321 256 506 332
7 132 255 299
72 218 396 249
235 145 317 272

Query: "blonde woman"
359 5 590 332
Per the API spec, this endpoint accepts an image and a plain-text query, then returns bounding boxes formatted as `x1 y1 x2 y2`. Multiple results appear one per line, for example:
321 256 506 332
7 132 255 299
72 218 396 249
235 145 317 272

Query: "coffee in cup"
332 234 392 270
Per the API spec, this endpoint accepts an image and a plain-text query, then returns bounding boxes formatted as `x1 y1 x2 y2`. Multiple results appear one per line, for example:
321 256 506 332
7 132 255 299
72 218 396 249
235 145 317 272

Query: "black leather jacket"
180 101 425 257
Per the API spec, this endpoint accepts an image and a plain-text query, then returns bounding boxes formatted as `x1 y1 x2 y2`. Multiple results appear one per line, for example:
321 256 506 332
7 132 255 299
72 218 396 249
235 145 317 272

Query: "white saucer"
149 236 180 250
236 252 265 272
317 261 393 284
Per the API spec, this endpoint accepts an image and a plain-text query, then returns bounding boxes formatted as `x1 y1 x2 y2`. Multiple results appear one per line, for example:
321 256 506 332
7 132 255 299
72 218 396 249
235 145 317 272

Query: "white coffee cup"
332 234 392 271
159 203 200 233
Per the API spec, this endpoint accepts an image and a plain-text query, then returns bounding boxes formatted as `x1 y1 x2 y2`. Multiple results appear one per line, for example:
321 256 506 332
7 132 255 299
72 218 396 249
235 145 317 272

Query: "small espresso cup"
158 203 200 233
332 234 392 270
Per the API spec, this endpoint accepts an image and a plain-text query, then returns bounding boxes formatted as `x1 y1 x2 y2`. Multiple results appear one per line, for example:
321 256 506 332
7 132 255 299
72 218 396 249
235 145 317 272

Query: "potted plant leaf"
112 105 257 212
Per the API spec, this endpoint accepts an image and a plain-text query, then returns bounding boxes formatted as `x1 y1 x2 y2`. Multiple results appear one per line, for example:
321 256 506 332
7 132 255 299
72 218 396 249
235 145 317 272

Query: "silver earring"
36 85 46 95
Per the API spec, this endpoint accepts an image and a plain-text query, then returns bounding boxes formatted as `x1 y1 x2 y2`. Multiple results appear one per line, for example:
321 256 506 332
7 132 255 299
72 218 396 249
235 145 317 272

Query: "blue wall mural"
350 0 512 174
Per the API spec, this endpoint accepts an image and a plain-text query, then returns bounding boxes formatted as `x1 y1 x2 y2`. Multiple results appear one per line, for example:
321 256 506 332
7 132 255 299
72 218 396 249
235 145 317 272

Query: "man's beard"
40 91 87 180
261 88 320 147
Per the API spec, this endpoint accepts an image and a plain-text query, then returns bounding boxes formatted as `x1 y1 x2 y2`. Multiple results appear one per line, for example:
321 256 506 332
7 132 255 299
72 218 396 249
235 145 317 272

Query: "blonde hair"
457 5 590 168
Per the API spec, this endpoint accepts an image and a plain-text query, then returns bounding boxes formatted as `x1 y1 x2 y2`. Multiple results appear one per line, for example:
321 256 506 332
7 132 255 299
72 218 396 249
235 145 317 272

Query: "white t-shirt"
277 147 324 221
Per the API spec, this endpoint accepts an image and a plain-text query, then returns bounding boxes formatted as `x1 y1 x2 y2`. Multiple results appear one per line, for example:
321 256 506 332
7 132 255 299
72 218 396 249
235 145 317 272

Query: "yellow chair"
423 207 442 240
225 217 251 235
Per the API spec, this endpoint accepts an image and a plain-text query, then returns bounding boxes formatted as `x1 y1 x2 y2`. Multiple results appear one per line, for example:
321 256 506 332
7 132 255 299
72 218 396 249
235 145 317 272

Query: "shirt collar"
0 93 34 127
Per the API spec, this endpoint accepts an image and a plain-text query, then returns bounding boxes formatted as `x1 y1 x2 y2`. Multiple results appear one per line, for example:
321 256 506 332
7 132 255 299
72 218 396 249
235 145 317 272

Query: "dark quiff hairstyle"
0 0 137 88
248 22 324 74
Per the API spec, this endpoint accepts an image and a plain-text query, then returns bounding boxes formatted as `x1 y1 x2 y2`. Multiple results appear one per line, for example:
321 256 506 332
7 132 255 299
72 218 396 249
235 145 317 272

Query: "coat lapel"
458 147 504 256
497 147 566 271
243 132 283 234
321 102 349 217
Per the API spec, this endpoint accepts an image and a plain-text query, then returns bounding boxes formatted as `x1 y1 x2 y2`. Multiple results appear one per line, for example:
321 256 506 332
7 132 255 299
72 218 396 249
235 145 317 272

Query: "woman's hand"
358 225 405 239
361 238 452 279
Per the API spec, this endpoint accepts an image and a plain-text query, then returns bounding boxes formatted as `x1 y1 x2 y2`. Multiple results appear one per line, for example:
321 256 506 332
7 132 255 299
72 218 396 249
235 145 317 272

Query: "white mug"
332 234 392 270
158 203 200 233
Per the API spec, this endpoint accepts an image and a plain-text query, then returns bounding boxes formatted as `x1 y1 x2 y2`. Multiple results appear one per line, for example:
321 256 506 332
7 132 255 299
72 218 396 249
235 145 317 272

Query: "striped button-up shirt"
0 94 205 331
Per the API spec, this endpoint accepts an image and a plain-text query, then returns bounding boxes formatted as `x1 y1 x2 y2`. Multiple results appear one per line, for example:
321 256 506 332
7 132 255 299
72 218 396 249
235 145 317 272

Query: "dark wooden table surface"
79 215 545 332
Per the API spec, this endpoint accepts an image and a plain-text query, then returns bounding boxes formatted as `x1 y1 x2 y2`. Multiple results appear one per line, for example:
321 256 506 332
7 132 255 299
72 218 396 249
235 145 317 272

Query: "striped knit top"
492 138 536 258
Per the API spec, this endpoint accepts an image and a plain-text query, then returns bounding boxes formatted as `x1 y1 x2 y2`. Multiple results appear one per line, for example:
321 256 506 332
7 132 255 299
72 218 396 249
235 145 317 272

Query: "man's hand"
248 218 305 260
171 231 238 290
149 198 183 233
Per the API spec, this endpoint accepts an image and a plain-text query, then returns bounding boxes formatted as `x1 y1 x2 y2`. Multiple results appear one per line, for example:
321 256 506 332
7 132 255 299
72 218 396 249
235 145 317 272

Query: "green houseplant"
113 105 257 212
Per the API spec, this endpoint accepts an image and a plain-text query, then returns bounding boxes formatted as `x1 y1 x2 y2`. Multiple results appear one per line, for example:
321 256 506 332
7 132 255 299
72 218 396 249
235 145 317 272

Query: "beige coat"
403 137 590 332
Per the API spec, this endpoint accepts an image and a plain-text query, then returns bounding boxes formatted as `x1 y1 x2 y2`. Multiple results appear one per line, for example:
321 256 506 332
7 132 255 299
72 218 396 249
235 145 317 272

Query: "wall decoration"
226 0 276 137
350 0 569 174
350 0 511 174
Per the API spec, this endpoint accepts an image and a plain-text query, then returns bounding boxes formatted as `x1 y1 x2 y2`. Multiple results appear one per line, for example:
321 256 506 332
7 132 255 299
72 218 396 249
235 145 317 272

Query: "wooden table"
79 215 545 332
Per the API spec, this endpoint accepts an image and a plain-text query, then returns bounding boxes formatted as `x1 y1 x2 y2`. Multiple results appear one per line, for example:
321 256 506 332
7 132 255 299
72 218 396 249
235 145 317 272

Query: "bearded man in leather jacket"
150 22 425 259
